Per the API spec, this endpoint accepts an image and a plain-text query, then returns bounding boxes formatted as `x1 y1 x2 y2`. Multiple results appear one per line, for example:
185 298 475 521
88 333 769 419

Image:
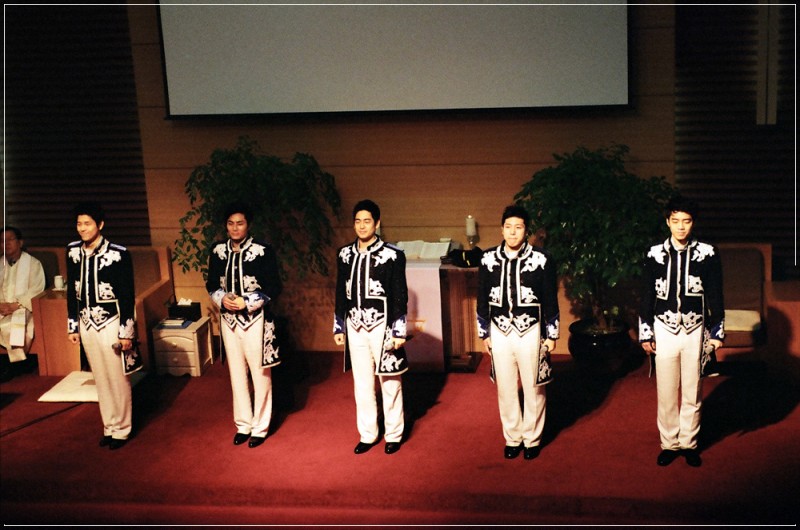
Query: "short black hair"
73 202 105 225
4 226 23 240
502 205 530 228
665 194 699 220
223 201 253 224
353 199 381 222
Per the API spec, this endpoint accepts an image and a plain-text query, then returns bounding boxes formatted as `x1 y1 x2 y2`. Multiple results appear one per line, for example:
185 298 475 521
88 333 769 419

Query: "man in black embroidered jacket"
206 201 282 449
477 205 559 460
67 202 136 450
639 195 724 468
333 199 408 455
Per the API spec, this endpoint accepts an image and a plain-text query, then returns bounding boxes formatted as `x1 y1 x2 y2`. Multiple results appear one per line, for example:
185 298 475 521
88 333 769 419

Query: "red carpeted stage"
1 350 798 526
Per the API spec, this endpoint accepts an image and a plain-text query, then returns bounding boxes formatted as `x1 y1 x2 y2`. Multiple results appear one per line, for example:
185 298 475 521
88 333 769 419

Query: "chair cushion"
725 309 762 332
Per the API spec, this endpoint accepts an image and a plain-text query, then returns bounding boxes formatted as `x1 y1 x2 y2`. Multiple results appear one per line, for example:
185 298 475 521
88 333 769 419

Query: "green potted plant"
173 136 342 280
514 144 675 358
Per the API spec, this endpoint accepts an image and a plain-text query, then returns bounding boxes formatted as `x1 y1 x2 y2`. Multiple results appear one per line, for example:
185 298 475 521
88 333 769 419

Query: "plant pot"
567 318 632 361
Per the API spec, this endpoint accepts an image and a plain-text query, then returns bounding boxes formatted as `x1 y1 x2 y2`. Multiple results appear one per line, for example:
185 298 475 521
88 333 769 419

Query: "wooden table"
30 288 81 376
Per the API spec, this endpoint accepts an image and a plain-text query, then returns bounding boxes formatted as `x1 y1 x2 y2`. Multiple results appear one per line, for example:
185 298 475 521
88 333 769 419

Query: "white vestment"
0 252 46 362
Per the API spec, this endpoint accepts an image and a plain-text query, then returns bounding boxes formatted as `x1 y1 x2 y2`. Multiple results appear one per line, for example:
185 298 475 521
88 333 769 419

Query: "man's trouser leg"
223 319 272 437
654 321 703 450
347 323 383 444
491 325 545 447
81 320 132 440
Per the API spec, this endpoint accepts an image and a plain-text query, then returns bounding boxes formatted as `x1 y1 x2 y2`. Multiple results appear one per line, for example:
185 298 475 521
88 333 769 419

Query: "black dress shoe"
504 444 523 459
354 441 376 454
523 446 541 460
683 448 702 467
384 442 401 454
657 449 680 466
99 436 112 447
248 436 266 448
233 433 250 445
108 438 128 450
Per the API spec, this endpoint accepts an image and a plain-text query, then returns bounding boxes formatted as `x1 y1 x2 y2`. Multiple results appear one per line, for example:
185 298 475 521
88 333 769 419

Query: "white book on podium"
396 240 451 260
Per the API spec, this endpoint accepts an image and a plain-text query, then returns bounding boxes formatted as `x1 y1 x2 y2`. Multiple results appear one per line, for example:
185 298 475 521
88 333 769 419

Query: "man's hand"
642 340 656 355
390 337 405 350
708 339 723 351
118 339 133 351
68 333 80 345
483 337 492 356
0 302 20 316
543 339 556 352
334 333 345 346
222 295 245 311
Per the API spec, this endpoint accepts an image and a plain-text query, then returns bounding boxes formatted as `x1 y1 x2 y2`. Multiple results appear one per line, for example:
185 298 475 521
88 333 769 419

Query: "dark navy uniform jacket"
66 237 135 340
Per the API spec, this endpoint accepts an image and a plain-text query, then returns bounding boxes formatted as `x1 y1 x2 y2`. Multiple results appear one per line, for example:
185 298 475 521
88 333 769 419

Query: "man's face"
666 211 694 245
226 213 249 242
76 215 103 245
354 210 379 243
3 230 23 261
502 216 527 251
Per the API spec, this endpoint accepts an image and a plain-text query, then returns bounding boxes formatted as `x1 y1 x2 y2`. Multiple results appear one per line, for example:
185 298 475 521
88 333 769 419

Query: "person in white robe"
1 226 46 377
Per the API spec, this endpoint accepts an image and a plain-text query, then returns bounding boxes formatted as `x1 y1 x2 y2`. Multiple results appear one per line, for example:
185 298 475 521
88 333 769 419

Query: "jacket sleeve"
259 244 282 302
206 244 226 309
332 248 347 335
66 245 79 334
476 251 491 340
244 243 282 314
388 249 408 338
638 253 656 342
541 250 560 340
117 249 136 340
705 245 725 341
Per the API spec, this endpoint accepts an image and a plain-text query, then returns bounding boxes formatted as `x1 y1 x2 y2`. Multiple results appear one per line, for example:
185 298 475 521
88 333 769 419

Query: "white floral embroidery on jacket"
373 246 397 265
692 242 715 262
98 249 121 270
369 278 385 296
687 274 703 293
98 281 115 300
482 251 500 272
244 243 265 262
520 285 538 304
648 244 667 264
521 252 547 273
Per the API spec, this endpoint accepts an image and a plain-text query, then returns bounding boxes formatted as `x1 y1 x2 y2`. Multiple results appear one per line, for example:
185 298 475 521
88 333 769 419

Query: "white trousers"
347 322 404 443
222 319 272 438
80 320 132 440
654 320 703 450
491 324 546 448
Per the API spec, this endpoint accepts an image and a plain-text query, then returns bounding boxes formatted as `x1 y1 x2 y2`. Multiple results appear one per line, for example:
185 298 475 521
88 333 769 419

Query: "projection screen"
158 2 629 116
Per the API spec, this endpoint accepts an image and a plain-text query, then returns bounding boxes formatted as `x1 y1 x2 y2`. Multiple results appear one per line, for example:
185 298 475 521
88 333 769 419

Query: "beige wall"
127 5 676 353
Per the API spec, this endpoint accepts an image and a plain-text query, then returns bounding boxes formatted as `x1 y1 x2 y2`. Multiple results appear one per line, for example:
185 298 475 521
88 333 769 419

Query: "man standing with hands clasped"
207 201 282 449
477 205 560 460
333 199 409 455
639 195 724 468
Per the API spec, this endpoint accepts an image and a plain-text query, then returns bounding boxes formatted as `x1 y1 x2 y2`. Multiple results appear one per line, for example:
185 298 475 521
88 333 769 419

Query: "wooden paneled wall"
674 5 796 279
127 5 676 352
4 5 150 247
